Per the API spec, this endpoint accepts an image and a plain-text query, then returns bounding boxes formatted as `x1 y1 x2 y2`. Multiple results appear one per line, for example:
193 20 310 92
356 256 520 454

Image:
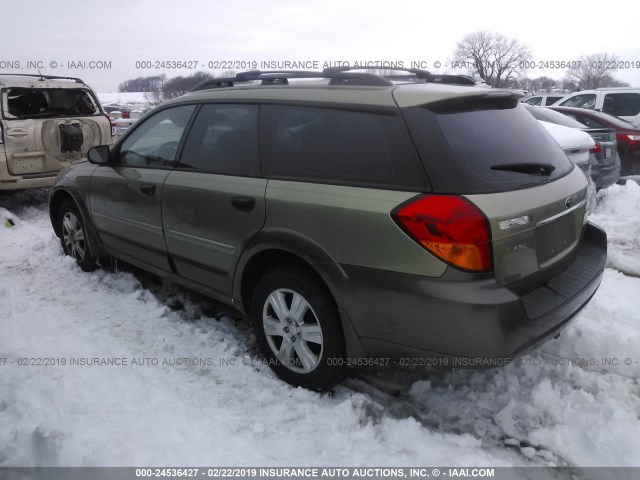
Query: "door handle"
5 129 28 137
231 196 255 212
140 183 156 196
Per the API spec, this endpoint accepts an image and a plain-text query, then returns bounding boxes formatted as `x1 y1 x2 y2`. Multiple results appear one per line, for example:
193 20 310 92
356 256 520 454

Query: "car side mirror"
87 145 112 165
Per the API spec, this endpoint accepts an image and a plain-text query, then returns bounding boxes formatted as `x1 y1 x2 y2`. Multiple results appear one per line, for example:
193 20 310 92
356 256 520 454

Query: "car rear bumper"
0 159 57 190
337 222 607 366
621 148 640 176
592 159 621 189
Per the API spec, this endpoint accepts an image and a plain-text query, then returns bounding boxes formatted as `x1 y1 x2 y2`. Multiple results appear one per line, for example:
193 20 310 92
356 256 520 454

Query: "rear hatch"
396 89 588 288
584 128 617 166
1 86 110 177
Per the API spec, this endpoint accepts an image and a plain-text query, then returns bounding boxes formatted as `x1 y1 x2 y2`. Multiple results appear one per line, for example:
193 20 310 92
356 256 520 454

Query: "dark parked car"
548 106 640 176
49 69 607 390
525 105 620 189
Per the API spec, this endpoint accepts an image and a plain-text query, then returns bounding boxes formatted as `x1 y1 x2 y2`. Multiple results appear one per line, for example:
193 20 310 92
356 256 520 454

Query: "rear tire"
250 267 345 390
57 200 97 272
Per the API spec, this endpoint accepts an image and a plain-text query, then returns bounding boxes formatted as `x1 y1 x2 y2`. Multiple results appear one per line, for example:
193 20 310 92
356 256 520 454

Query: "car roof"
171 81 518 109
167 69 520 110
594 87 640 91
0 74 89 89
159 69 521 109
549 105 640 130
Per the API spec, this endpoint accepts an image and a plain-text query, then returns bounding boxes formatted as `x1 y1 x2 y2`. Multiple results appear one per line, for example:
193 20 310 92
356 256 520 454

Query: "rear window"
4 88 99 119
525 106 586 128
590 110 638 128
565 113 606 129
403 102 573 194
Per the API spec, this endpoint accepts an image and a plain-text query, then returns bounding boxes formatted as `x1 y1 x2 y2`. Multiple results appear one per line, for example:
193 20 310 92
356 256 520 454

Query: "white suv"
0 74 113 191
522 93 566 106
555 88 640 127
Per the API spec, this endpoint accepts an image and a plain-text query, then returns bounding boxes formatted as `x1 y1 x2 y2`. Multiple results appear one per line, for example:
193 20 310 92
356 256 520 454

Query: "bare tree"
137 72 215 105
143 90 165 107
537 76 557 92
454 31 533 87
566 52 628 90
119 75 166 93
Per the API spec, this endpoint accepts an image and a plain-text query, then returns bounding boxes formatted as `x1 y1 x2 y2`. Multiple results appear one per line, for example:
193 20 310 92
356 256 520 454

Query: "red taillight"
590 143 601 154
392 195 492 272
105 114 116 136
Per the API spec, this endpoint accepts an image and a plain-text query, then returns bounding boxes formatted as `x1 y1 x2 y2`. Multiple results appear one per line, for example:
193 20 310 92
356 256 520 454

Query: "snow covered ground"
1 183 639 468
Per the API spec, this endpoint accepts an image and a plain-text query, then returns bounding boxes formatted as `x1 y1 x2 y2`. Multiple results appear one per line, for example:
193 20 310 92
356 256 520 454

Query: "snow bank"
98 92 150 105
409 265 640 466
1 184 640 468
591 180 640 277
0 198 520 467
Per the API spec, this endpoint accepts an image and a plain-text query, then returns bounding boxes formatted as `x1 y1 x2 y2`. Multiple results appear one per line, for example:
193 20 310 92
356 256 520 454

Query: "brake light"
392 195 492 272
627 134 640 142
589 143 601 154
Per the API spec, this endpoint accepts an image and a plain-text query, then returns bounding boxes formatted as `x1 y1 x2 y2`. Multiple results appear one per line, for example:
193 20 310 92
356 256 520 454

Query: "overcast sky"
2 0 640 92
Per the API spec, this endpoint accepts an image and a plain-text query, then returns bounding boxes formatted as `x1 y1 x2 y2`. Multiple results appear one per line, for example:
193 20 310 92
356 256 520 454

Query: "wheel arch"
233 228 368 360
49 187 103 258
234 228 344 311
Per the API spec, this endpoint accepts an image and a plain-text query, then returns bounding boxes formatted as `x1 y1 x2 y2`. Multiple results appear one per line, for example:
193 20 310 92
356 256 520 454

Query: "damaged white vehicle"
0 74 113 191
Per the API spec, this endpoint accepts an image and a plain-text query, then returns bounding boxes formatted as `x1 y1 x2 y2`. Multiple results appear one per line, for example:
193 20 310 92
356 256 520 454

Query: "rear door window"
603 93 640 117
4 88 99 118
178 104 259 176
261 105 425 190
544 96 564 105
523 97 542 106
402 102 573 194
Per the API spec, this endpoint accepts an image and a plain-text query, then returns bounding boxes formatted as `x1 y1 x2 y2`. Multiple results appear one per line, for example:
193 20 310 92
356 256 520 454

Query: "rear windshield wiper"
490 163 556 176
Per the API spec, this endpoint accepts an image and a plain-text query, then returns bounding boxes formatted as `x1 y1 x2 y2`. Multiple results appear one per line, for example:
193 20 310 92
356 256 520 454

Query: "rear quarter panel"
264 180 448 277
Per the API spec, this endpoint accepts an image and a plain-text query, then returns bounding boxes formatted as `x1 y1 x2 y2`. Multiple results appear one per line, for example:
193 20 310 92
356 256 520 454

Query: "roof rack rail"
188 67 489 92
426 74 486 86
191 77 237 91
325 71 392 87
190 70 324 91
235 70 322 83
189 69 396 92
0 73 85 84
322 66 433 81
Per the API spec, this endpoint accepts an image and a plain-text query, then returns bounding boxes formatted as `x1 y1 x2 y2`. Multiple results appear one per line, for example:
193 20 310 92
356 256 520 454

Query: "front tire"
251 268 345 390
57 200 97 272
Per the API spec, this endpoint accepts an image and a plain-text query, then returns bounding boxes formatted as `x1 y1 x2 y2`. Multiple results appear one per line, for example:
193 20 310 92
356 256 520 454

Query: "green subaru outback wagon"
49 68 607 390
